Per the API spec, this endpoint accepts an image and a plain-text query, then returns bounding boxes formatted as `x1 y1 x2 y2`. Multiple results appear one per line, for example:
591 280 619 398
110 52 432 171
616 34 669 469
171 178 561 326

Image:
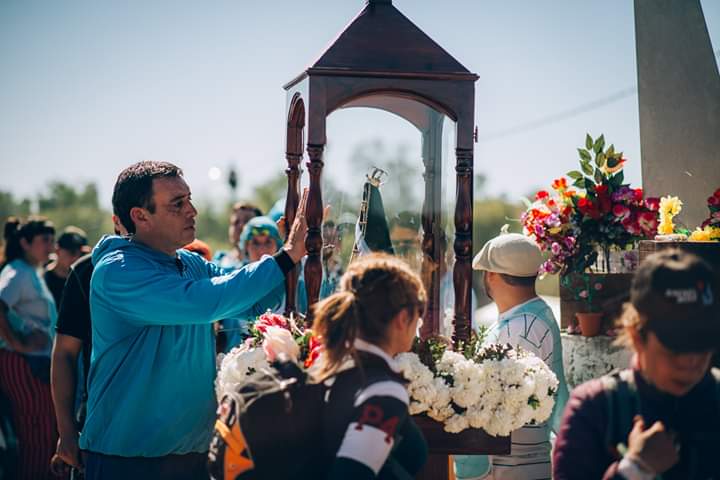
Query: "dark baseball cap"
57 226 89 253
631 249 719 352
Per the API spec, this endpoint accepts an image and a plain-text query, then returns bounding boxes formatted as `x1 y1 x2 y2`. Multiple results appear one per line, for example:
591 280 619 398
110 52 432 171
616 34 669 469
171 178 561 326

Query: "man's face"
229 208 257 245
634 330 713 396
391 226 421 271
144 177 197 252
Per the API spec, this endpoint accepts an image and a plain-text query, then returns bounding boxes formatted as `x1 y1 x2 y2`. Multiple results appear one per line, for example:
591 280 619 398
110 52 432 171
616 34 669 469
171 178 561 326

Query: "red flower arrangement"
523 134 659 274
246 311 322 368
702 188 720 229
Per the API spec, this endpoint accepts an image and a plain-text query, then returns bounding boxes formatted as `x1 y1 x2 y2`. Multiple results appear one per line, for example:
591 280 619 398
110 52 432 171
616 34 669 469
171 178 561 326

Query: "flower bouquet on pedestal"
215 311 321 400
523 134 658 331
396 334 558 436
522 134 658 275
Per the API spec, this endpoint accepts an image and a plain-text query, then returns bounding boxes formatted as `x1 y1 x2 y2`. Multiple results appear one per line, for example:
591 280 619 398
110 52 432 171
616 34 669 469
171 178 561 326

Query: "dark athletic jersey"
323 342 428 479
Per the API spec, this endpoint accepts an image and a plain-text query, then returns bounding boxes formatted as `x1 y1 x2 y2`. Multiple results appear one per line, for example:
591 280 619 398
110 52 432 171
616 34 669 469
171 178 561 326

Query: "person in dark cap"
45 226 90 307
553 249 720 480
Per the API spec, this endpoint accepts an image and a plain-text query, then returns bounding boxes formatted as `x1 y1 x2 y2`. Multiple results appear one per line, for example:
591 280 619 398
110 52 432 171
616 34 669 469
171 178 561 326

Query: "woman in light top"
0 216 58 479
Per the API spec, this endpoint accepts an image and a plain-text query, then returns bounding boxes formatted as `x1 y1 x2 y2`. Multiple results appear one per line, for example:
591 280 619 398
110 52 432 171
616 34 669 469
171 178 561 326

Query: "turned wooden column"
283 151 302 316
452 147 473 345
419 111 444 339
304 143 324 314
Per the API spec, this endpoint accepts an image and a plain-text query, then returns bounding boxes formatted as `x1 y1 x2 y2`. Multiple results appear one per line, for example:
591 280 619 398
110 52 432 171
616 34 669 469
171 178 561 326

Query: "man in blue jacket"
80 161 307 480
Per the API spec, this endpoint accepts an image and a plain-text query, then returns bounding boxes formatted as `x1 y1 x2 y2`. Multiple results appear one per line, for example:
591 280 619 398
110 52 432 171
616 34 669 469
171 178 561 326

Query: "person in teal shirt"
454 232 569 480
80 161 307 480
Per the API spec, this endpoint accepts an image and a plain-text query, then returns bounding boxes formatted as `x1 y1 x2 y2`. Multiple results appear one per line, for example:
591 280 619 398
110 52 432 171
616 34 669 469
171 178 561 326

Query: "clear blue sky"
1 0 718 209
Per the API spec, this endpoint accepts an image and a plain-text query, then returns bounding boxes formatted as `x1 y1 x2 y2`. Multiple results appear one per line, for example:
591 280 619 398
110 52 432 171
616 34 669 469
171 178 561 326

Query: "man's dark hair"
112 161 183 234
500 273 537 287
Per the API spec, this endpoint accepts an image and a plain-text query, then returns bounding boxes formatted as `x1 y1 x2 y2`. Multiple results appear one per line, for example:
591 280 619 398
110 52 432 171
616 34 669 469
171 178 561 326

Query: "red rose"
255 312 288 333
714 188 720 199
613 204 631 220
633 188 644 202
595 185 609 195
622 214 642 236
637 211 659 237
536 190 549 200
709 195 720 207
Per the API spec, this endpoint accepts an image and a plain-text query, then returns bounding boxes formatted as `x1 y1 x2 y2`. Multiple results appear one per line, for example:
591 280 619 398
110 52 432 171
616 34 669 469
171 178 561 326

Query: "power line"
478 48 720 143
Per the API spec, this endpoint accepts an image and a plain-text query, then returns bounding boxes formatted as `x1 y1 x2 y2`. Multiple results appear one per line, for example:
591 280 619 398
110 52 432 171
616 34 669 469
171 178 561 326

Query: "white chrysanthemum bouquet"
396 336 558 436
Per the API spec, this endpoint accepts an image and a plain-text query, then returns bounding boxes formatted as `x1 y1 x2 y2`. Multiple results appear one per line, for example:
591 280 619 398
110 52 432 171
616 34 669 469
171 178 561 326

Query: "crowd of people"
0 160 718 480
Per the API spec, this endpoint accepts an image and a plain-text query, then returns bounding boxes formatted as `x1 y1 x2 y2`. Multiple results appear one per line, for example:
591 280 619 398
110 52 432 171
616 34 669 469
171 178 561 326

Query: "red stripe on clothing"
0 349 60 480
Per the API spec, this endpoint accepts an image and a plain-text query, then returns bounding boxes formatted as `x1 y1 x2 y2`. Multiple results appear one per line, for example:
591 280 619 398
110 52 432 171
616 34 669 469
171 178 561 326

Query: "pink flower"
551 242 561 255
262 326 299 362
594 283 603 291
637 211 659 236
612 204 631 220
645 197 660 211
255 312 288 333
622 214 642 236
578 290 589 299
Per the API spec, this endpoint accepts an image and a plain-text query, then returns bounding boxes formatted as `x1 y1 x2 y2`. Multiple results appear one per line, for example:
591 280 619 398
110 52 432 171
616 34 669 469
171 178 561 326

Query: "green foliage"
1 181 112 246
0 191 32 224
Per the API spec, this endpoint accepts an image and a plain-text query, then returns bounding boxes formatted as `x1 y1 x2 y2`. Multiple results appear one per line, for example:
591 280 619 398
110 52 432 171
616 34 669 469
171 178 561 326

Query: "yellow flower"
658 220 675 235
658 196 682 234
689 228 711 242
710 226 720 241
689 226 720 242
601 157 626 175
659 196 682 217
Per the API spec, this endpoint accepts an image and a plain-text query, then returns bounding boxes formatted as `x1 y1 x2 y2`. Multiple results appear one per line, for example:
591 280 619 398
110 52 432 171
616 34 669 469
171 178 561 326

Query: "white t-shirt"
0 259 56 356
483 297 557 480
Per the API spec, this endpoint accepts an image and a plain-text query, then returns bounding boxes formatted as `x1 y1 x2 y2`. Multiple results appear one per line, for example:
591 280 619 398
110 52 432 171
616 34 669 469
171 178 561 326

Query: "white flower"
215 347 269 400
262 326 300 362
399 344 558 435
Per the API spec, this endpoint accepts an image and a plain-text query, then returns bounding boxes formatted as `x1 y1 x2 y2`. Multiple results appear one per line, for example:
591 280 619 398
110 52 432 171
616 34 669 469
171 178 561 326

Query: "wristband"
618 456 655 480
273 250 296 275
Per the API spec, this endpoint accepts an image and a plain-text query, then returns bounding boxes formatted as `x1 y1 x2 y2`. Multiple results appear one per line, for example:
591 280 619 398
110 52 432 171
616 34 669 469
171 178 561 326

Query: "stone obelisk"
635 0 720 229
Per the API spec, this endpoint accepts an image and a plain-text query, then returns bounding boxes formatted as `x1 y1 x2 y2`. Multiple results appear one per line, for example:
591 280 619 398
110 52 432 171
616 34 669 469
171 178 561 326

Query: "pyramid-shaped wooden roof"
287 0 478 87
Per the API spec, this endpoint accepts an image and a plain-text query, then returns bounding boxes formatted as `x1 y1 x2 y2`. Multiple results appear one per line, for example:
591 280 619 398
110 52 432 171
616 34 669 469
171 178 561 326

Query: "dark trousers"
84 451 209 480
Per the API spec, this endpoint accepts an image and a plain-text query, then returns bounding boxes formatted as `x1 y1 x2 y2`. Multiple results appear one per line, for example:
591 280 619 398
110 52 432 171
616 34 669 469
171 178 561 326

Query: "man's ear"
393 309 412 330
129 207 149 232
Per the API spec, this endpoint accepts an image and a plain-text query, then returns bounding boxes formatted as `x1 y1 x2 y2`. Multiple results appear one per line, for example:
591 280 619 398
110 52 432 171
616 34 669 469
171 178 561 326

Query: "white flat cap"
472 233 543 276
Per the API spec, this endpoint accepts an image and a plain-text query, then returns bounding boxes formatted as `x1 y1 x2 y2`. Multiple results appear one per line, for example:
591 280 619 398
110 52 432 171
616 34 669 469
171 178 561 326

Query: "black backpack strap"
601 369 641 451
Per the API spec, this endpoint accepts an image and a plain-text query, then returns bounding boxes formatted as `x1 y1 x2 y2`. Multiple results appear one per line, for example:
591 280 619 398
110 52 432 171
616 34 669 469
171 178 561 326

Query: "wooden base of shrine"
639 240 720 271
414 415 510 480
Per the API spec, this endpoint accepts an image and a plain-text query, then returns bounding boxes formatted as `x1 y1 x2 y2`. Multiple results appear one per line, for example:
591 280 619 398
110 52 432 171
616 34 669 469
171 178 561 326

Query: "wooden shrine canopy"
281 0 479 344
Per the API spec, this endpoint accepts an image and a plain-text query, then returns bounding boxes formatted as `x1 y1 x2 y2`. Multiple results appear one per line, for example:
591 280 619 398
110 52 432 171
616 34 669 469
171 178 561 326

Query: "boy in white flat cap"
454 230 569 480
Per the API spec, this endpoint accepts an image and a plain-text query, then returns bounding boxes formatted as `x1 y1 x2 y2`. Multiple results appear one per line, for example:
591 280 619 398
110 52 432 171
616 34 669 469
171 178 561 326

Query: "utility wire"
478 48 720 143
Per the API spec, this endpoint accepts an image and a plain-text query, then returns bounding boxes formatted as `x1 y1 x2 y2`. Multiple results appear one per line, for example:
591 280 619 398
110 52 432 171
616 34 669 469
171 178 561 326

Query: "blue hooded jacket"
79 235 285 456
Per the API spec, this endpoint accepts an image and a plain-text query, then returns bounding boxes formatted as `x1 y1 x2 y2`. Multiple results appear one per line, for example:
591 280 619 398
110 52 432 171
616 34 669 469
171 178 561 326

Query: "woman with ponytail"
0 216 60 479
312 253 428 479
